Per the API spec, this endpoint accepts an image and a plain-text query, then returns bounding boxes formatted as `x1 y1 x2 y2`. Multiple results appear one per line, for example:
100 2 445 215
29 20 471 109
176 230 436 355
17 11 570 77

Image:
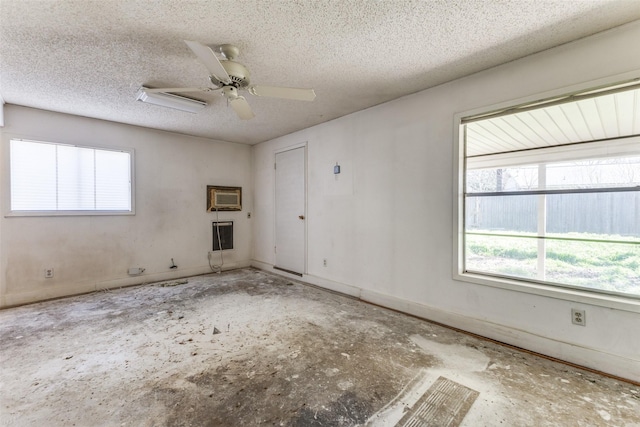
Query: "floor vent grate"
395 376 479 427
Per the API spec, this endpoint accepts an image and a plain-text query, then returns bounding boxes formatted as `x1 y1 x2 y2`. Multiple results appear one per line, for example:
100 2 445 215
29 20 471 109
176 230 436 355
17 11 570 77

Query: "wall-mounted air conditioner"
207 186 242 211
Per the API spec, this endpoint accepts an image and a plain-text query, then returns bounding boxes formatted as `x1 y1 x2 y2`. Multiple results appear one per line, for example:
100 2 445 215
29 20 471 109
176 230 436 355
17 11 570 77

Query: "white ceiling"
466 86 640 157
1 1 640 145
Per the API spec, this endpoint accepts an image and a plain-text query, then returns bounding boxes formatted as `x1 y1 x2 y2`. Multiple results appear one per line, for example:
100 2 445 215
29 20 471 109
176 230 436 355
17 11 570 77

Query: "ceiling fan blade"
143 87 216 94
184 40 231 84
249 85 316 101
230 96 255 120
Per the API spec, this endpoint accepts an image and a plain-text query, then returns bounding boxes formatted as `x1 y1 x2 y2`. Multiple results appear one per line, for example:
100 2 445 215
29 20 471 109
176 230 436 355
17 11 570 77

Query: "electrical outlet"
571 308 586 326
323 259 327 267
44 268 54 279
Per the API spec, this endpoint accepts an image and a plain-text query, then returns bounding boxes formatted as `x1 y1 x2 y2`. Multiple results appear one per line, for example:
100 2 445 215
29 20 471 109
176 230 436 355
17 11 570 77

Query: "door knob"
298 215 305 220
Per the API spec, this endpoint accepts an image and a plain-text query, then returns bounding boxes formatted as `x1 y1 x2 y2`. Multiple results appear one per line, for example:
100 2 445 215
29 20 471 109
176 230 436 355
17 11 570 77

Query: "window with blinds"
9 139 133 215
461 80 640 298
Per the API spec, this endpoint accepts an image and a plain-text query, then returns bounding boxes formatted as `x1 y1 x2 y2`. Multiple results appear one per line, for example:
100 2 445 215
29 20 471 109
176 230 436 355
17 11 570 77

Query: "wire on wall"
208 208 224 273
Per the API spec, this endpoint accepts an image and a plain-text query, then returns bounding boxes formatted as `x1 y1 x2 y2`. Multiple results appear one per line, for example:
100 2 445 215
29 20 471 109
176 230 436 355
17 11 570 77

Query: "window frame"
4 137 135 217
453 71 640 313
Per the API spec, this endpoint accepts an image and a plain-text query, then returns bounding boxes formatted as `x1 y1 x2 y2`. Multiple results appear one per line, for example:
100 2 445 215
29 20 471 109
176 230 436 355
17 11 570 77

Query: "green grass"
465 231 640 296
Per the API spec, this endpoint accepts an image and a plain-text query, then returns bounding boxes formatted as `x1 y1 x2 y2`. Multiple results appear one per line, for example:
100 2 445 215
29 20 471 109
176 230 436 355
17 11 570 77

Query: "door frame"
273 142 308 275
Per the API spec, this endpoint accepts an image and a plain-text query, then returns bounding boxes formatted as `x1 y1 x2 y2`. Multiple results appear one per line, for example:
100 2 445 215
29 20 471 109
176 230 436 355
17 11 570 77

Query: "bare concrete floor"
0 268 638 426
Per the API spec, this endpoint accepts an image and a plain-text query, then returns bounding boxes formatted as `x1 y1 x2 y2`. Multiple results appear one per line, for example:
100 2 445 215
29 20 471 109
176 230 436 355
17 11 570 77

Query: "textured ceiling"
1 1 640 145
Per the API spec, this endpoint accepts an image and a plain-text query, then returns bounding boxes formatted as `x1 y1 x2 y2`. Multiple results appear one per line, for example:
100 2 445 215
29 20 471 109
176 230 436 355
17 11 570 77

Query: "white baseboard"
361 288 639 383
1 260 251 308
250 260 361 297
251 260 639 383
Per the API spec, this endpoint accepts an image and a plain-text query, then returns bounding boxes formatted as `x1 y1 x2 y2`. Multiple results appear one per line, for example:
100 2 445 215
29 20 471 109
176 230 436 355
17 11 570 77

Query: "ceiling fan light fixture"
136 87 207 113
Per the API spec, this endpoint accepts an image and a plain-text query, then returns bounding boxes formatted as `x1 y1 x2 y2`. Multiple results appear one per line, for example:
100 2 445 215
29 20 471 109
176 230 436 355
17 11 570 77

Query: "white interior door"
275 146 306 275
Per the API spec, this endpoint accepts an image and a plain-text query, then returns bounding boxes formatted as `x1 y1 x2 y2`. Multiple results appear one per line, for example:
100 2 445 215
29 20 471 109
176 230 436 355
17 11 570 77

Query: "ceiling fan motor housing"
222 86 239 99
210 61 251 88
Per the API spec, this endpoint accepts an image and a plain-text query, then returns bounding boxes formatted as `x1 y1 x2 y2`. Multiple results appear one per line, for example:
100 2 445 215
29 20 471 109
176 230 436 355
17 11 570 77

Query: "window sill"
5 210 135 217
453 271 640 313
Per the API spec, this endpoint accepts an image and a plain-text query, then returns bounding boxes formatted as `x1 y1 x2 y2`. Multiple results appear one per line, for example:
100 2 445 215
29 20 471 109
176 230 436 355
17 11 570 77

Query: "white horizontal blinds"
57 144 95 210
10 140 57 210
9 139 132 212
95 149 131 210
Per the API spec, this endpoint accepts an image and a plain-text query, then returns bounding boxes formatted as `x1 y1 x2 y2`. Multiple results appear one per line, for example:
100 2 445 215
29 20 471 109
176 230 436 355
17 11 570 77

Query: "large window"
460 81 640 298
9 139 133 215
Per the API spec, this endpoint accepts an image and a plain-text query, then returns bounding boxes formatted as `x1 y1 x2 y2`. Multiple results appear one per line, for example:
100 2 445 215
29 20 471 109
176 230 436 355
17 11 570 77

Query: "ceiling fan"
141 40 316 120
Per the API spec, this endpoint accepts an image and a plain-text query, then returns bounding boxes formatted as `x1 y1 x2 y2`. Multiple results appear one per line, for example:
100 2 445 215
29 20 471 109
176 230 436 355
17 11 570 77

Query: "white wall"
252 21 640 381
1 106 252 307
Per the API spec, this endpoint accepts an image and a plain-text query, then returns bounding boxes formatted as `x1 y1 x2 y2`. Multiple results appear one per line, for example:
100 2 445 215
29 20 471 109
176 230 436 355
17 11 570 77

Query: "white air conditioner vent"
216 192 239 206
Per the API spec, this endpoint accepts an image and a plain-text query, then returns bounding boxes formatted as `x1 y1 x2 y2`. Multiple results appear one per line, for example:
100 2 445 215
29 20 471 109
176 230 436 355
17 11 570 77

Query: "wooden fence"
466 191 640 236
